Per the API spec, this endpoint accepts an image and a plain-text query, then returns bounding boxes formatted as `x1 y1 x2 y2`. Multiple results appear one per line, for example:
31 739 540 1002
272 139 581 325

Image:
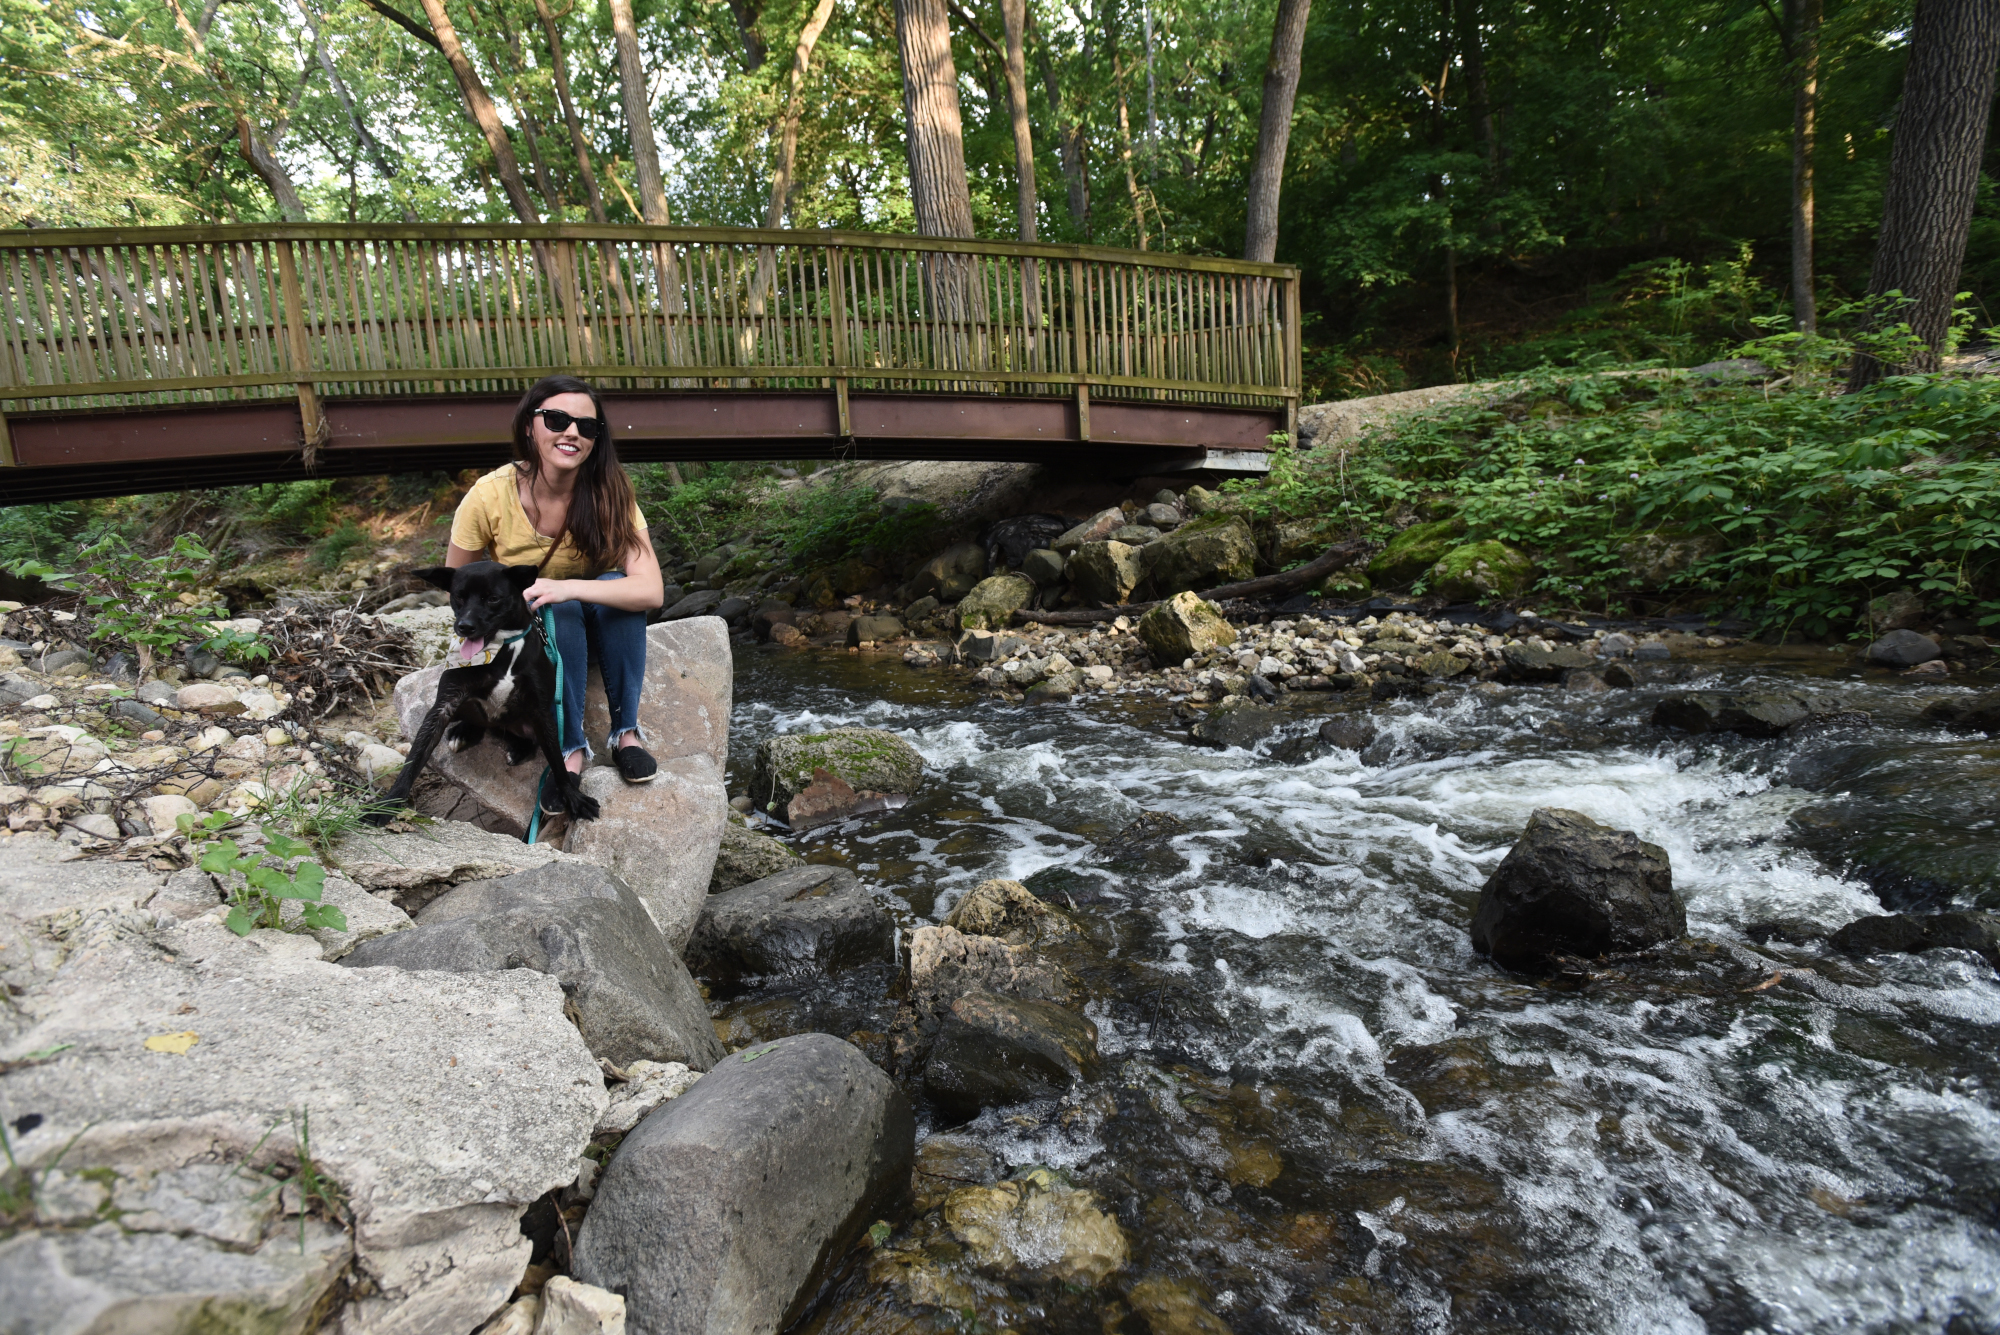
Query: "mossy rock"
1425 540 1534 602
710 822 803 892
1313 567 1371 599
957 573 1036 631
750 726 927 813
1141 514 1255 593
1366 518 1467 588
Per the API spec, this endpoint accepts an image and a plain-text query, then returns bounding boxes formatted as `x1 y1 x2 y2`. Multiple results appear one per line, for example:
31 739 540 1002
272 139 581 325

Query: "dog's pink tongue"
459 637 485 662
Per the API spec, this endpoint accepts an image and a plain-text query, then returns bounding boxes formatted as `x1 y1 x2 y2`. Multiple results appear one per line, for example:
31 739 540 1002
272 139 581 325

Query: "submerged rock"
923 989 1101 1120
941 1178 1129 1283
1831 910 2000 966
687 864 893 982
1920 689 2000 733
1499 642 1596 682
344 860 726 1070
1137 591 1236 663
1189 697 1286 750
1651 691 1817 738
573 1033 914 1335
1470 807 1684 971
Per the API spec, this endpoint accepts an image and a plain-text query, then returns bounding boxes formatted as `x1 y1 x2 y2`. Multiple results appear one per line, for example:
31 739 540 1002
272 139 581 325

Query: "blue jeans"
546 573 647 758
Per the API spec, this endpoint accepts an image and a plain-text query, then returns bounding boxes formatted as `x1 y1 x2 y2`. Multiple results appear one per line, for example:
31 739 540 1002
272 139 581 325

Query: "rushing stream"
717 641 2000 1334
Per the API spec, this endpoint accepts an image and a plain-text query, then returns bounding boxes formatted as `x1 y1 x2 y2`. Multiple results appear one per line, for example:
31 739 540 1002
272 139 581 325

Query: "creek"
718 642 2000 1334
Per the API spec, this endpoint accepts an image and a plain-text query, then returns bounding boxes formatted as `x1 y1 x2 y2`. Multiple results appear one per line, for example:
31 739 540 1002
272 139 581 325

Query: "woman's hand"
523 577 576 611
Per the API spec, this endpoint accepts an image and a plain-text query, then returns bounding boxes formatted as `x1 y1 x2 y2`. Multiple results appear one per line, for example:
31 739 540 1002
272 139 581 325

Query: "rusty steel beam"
2 391 1273 504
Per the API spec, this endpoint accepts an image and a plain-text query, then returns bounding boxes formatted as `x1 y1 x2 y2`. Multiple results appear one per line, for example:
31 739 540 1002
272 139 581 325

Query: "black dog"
364 561 600 828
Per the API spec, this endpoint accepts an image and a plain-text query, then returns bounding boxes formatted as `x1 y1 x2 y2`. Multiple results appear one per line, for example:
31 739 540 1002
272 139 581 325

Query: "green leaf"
263 829 312 860
224 906 255 937
198 841 241 874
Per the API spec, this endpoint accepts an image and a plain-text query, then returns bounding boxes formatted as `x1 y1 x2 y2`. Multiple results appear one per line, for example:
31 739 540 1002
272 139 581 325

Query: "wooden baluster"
273 241 328 464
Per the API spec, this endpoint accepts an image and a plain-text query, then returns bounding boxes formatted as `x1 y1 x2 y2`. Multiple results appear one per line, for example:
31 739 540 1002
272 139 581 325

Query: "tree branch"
358 0 442 49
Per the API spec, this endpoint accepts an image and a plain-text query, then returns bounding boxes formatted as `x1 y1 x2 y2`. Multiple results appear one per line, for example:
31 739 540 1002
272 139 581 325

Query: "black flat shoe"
613 745 658 783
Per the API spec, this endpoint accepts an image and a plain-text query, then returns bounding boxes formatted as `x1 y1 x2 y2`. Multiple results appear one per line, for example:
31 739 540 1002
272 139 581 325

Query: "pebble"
22 694 56 710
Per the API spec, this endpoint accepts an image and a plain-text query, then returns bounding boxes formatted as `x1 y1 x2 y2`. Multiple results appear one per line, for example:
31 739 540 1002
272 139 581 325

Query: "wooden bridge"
0 224 1300 504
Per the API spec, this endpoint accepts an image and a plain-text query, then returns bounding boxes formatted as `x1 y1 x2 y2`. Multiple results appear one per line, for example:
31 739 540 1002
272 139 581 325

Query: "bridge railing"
0 224 1299 450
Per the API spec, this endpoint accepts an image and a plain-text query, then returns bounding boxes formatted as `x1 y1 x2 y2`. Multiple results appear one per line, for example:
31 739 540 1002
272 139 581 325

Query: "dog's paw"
360 805 398 828
504 738 536 766
567 791 602 822
443 722 468 753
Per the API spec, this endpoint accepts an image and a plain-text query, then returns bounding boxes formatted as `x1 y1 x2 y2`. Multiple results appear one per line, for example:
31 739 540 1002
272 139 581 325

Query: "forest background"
3 0 1984 393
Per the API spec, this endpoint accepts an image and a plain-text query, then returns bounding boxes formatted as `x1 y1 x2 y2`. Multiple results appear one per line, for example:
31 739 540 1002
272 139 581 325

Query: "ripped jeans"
545 572 647 757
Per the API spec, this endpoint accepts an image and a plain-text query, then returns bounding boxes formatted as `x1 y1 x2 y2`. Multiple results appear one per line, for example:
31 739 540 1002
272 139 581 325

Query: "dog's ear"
413 566 457 592
504 564 541 590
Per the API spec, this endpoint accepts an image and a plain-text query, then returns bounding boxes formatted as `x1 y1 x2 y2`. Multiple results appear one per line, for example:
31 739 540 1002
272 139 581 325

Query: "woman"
445 374 664 784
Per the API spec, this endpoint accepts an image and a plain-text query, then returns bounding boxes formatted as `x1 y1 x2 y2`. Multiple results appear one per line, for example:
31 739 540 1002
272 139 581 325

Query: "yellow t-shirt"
448 465 648 580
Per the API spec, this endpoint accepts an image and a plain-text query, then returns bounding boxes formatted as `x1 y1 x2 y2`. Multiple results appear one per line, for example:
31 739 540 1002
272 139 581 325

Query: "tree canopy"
3 0 1992 387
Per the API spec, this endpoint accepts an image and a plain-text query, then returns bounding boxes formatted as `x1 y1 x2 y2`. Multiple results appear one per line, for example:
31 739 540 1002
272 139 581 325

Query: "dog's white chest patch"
486 645 521 713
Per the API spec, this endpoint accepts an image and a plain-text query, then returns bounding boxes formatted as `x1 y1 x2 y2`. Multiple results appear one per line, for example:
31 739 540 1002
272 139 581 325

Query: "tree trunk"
1242 0 1311 261
1850 0 2000 387
415 0 541 222
233 117 309 221
1000 0 1038 240
1456 0 1496 173
766 0 838 227
165 0 310 220
894 0 976 238
533 0 608 223
1035 30 1088 236
608 0 671 223
1788 0 1822 333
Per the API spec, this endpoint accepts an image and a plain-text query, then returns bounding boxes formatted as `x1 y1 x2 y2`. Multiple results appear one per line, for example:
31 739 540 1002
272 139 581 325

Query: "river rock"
655 588 725 622
1068 540 1146 605
391 618 730 949
943 878 1077 945
1190 697 1286 750
1024 670 1083 704
750 726 925 828
1145 502 1183 529
1366 518 1466 587
0 840 606 1335
1499 642 1596 681
1865 629 1942 668
536 1277 626 1335
909 542 988 603
175 682 246 716
595 1060 703 1136
686 864 893 983
1426 541 1534 602
1022 548 1066 587
1470 807 1684 970
1137 591 1237 663
956 573 1036 632
343 860 724 1070
923 990 1101 1120
1140 514 1256 593
1651 691 1816 738
1052 507 1127 554
573 1033 914 1335
709 821 803 892
1920 689 2000 733
907 925 1076 1023
1830 910 2000 966
846 614 905 646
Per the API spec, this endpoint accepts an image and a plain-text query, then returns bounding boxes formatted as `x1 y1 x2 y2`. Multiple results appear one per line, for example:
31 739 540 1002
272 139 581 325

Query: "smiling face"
528 390 600 477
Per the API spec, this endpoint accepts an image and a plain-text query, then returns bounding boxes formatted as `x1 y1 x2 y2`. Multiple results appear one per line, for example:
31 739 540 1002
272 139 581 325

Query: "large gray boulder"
572 1033 914 1335
342 861 725 1071
0 839 606 1335
685 864 893 984
1864 629 1941 668
1470 808 1684 971
1139 514 1255 593
392 618 731 951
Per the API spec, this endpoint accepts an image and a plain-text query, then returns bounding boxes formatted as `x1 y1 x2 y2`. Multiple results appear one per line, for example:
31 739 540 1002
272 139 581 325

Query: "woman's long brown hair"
510 375 643 575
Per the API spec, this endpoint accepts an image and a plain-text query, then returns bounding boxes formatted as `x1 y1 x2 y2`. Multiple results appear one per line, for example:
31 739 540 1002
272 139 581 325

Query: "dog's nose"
454 623 478 639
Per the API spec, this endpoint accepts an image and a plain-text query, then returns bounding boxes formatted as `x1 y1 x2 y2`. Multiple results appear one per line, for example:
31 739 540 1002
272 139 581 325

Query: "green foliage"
1229 356 2000 638
634 463 942 569
6 533 269 677
308 522 371 573
185 817 348 938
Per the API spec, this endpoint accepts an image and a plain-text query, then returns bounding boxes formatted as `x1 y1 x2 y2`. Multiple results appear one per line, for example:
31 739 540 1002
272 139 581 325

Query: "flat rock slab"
1831 910 2000 965
574 1032 914 1335
345 861 725 1070
686 864 893 983
0 840 606 1335
330 822 573 916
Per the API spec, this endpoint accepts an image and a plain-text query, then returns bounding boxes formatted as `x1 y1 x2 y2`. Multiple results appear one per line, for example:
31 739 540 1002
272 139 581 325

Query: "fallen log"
1011 538 1371 626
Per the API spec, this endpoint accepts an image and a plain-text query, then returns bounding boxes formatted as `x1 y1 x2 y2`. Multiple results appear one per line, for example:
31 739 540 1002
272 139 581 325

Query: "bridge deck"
0 224 1299 502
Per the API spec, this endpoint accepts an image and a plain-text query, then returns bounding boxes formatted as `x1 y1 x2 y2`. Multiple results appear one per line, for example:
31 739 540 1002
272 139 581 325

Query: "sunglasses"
532 407 603 441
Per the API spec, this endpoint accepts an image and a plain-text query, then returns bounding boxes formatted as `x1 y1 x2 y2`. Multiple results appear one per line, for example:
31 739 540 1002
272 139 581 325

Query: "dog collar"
453 627 531 667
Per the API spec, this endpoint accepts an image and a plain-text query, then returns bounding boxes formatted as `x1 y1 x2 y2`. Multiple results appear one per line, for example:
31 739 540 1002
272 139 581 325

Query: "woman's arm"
445 542 484 568
523 536 665 613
